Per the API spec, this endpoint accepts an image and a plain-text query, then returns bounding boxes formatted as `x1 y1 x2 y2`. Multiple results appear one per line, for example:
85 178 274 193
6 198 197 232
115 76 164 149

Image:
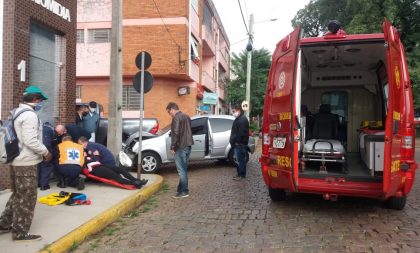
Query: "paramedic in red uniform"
230 104 250 180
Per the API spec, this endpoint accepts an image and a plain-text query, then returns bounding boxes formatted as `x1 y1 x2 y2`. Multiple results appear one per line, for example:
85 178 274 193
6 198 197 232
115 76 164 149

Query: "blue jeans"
234 145 247 177
174 146 191 194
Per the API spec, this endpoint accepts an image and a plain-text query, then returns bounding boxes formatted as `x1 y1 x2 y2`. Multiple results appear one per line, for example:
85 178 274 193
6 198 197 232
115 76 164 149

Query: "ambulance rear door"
382 19 409 197
265 27 301 190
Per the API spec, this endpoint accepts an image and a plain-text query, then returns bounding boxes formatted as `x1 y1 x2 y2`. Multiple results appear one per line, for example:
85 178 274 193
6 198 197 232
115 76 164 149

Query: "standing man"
82 101 100 142
0 86 52 241
166 102 193 198
75 105 88 127
230 104 249 180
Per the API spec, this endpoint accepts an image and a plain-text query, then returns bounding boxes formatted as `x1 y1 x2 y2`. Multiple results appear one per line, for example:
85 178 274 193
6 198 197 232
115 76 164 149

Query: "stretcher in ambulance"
260 20 418 210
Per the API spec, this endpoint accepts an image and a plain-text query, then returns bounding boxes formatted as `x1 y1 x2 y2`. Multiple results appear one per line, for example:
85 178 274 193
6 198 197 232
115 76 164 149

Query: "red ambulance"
260 20 418 210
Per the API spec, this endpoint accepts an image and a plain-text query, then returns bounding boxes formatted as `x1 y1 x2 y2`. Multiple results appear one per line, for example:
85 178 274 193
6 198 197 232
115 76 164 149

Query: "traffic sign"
133 71 153 93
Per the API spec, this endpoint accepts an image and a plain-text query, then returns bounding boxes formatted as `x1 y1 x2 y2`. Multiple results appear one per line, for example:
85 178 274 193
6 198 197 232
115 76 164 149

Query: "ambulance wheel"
268 187 286 201
228 150 249 167
386 196 406 210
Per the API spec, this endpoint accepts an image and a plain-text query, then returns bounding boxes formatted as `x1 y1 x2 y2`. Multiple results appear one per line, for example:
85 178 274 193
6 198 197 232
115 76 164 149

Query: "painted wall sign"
31 0 71 22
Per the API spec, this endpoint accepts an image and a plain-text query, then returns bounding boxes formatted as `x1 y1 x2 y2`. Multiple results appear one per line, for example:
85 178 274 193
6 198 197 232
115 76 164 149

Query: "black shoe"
77 177 85 190
0 226 11 234
172 192 189 199
134 180 143 189
57 179 66 188
13 233 42 242
40 185 50 191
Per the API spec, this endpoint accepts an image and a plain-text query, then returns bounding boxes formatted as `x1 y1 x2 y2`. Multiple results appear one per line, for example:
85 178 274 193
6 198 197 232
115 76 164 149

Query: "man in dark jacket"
229 104 249 180
37 122 59 190
166 102 194 198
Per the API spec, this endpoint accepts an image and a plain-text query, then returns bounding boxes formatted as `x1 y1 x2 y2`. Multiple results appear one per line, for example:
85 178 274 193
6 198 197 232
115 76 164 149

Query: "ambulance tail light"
262 133 270 156
401 135 414 161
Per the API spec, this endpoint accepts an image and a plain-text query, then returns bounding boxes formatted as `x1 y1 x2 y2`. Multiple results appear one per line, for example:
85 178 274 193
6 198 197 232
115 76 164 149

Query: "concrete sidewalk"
0 174 163 253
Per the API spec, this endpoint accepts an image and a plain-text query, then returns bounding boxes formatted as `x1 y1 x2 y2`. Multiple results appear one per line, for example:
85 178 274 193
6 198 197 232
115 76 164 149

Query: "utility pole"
245 14 254 118
107 0 123 155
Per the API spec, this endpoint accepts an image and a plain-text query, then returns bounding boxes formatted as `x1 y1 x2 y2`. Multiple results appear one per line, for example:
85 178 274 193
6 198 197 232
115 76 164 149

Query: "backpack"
0 108 32 164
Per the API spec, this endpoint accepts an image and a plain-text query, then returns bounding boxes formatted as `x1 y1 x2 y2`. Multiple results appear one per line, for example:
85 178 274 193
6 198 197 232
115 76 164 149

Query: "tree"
226 48 271 117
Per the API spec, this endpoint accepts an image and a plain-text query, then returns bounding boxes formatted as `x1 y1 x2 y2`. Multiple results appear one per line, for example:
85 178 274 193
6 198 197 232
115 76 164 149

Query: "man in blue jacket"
82 101 100 142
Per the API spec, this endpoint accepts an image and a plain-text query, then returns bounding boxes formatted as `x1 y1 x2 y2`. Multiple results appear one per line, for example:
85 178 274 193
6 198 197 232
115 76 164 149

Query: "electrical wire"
237 0 249 35
151 0 180 47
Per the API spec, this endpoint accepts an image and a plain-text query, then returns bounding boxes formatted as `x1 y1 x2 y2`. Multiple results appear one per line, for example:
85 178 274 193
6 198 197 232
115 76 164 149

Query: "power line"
151 0 180 48
237 0 249 35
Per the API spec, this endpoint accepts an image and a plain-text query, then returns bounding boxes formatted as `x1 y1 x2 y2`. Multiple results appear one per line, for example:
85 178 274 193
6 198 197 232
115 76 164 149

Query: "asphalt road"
73 148 420 253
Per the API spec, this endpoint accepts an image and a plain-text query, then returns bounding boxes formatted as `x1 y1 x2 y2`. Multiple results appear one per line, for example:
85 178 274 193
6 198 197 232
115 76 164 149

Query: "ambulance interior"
298 40 388 181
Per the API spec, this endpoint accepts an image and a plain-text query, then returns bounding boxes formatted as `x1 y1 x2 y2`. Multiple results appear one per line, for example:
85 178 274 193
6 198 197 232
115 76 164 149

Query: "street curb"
38 175 164 253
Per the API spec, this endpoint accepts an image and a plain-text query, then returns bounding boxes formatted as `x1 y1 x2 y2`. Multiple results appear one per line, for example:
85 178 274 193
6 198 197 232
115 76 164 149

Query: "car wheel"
385 195 406 210
141 151 161 173
269 187 286 201
228 149 249 167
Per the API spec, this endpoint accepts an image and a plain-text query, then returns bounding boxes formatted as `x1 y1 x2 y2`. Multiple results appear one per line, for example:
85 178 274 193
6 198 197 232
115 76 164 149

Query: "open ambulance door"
264 27 301 191
382 19 409 197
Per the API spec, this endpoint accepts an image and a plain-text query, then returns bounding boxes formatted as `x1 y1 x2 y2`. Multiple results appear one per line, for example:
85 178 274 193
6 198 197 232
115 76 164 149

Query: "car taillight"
150 123 159 134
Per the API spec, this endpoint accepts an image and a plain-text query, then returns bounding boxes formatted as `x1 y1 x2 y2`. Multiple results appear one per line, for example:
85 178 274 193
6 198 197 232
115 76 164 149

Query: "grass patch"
104 226 121 236
161 182 170 193
68 241 79 252
124 210 139 218
139 196 158 213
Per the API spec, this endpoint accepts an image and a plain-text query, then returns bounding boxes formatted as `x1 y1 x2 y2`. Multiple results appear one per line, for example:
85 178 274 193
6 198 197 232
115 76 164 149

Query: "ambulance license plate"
273 137 286 149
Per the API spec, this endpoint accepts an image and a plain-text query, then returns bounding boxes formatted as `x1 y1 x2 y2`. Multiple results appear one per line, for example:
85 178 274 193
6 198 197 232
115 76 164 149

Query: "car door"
208 118 234 157
189 117 207 160
382 19 411 197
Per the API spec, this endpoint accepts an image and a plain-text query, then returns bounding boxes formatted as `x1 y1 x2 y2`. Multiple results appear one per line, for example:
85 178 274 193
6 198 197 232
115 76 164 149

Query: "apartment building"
0 0 77 188
76 0 230 127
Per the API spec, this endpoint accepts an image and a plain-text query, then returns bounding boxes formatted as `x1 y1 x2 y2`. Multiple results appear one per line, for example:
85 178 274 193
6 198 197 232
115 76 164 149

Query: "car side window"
191 118 207 135
209 118 233 133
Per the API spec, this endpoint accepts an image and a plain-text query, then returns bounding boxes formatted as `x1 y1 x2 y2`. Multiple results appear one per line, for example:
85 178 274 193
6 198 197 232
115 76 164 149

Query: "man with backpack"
0 86 52 242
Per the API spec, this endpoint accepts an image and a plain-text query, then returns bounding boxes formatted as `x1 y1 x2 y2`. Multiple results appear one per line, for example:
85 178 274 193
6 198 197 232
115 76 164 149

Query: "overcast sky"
212 0 311 54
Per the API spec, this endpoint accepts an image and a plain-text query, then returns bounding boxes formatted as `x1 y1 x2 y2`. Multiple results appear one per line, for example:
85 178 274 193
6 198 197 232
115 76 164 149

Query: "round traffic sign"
133 71 153 93
135 51 152 70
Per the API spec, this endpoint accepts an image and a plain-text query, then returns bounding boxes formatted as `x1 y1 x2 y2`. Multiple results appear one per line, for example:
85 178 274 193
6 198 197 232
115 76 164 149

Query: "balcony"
202 25 215 56
202 71 216 92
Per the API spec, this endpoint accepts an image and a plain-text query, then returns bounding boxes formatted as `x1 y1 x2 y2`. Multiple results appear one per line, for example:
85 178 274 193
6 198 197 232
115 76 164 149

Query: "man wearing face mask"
0 85 52 242
229 104 249 180
75 105 88 127
82 101 100 142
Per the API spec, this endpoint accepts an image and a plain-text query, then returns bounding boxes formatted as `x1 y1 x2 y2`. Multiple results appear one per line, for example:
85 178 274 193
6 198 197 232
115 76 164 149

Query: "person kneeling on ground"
78 136 116 166
57 135 85 190
84 154 148 189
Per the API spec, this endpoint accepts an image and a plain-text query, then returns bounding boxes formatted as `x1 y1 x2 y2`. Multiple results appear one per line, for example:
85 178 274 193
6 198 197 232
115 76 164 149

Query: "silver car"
120 115 256 173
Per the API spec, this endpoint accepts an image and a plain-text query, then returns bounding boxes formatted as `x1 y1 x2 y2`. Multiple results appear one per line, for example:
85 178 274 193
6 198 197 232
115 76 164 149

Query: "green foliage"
226 48 271 117
292 0 420 106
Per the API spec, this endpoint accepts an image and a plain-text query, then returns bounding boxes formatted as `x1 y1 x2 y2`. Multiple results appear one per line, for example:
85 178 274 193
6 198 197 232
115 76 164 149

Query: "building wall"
0 0 77 189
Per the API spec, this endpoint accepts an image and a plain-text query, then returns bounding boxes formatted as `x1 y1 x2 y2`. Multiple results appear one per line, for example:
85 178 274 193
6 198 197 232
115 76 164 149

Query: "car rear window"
209 118 233 133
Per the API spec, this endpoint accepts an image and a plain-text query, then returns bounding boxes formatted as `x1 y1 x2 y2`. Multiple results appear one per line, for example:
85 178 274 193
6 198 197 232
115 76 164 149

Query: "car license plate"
273 137 286 149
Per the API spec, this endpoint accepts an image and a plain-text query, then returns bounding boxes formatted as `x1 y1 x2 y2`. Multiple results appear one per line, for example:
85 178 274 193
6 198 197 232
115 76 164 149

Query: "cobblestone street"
74 149 420 253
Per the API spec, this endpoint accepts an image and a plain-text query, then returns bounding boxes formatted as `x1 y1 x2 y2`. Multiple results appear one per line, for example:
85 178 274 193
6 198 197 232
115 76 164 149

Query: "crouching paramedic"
57 135 85 190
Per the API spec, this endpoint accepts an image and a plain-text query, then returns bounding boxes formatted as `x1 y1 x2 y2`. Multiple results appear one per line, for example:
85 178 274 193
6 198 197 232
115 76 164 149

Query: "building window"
76 29 84 43
76 86 81 99
88 29 111 43
191 35 199 64
191 0 198 12
122 86 140 110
